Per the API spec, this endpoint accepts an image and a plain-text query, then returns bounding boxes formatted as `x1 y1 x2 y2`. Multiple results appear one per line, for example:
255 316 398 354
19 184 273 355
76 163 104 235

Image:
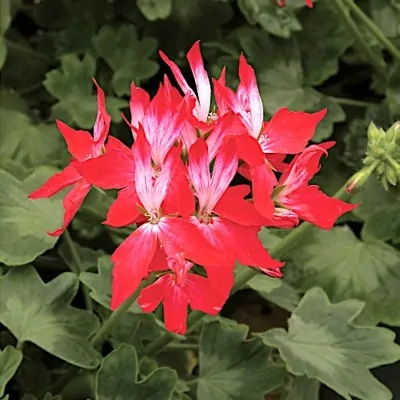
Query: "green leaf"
0 346 23 397
0 266 101 369
0 168 63 265
55 17 96 58
238 29 345 141
44 53 127 128
137 0 172 21
370 0 400 38
59 240 104 275
1 29 49 91
342 118 369 170
258 287 400 400
284 376 319 400
80 255 114 308
93 26 159 96
0 0 12 69
95 344 178 400
238 0 301 38
0 87 32 116
353 177 400 243
148 0 233 56
0 109 68 170
291 226 400 325
296 2 353 86
197 319 286 400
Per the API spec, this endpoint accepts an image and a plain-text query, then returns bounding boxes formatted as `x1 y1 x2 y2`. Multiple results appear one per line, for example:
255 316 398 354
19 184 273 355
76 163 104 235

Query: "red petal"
261 108 327 154
283 185 358 230
130 81 150 129
28 164 82 199
48 179 92 236
238 54 263 137
208 138 238 210
188 139 211 211
234 134 265 166
111 223 158 309
203 264 235 300
92 78 111 145
206 111 235 161
138 275 169 313
214 185 265 226
75 149 135 189
162 159 195 217
250 163 277 218
158 217 226 266
187 274 226 315
160 50 194 97
279 141 335 195
104 185 140 227
266 153 288 172
148 242 169 272
187 40 211 122
56 120 94 162
163 285 189 334
105 136 133 155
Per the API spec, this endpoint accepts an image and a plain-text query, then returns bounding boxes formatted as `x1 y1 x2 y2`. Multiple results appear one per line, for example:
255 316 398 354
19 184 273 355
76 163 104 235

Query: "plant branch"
341 0 400 64
63 230 93 312
328 96 376 108
332 0 386 76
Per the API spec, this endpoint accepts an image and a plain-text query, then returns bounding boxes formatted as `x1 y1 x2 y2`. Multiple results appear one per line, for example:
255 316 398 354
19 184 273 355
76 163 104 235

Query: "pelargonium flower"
268 142 358 229
138 253 228 334
28 37 360 335
28 80 119 236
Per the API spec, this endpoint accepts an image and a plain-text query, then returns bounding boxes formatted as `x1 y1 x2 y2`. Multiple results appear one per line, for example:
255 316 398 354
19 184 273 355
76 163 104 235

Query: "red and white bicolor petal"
138 253 227 334
92 78 111 147
130 81 150 131
188 138 238 215
160 41 211 123
275 142 358 229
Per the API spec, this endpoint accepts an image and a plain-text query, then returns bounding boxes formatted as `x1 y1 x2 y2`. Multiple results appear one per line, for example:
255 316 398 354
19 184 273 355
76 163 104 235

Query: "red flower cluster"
30 41 356 333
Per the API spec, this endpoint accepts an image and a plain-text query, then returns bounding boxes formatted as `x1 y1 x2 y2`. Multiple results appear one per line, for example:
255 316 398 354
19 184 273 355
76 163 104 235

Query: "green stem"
4 39 53 63
165 343 199 351
332 0 386 76
144 165 377 357
90 278 152 348
341 0 400 64
63 230 93 312
328 96 376 108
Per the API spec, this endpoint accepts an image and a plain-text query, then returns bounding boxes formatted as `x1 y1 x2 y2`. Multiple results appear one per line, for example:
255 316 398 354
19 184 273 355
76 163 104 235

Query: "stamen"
207 112 218 123
146 210 160 224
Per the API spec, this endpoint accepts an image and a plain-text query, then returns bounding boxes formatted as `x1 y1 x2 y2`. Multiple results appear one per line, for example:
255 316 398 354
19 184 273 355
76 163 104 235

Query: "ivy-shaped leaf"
291 226 400 325
95 344 178 399
237 28 345 142
238 0 301 38
44 53 127 128
0 346 23 397
137 0 173 21
0 168 63 265
296 1 353 86
370 0 400 38
198 319 286 400
353 177 400 243
258 287 400 400
386 62 400 120
0 266 102 369
0 109 68 171
284 376 319 400
93 26 159 96
80 255 114 309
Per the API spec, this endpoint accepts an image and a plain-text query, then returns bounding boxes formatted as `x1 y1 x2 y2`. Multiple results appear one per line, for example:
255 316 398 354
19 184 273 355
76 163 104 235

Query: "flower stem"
90 278 152 348
143 164 378 357
341 0 400 64
327 96 375 108
63 230 93 312
332 0 386 76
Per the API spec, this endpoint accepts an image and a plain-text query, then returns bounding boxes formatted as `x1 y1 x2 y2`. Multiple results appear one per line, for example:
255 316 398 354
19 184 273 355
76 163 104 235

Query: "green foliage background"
0 0 399 399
